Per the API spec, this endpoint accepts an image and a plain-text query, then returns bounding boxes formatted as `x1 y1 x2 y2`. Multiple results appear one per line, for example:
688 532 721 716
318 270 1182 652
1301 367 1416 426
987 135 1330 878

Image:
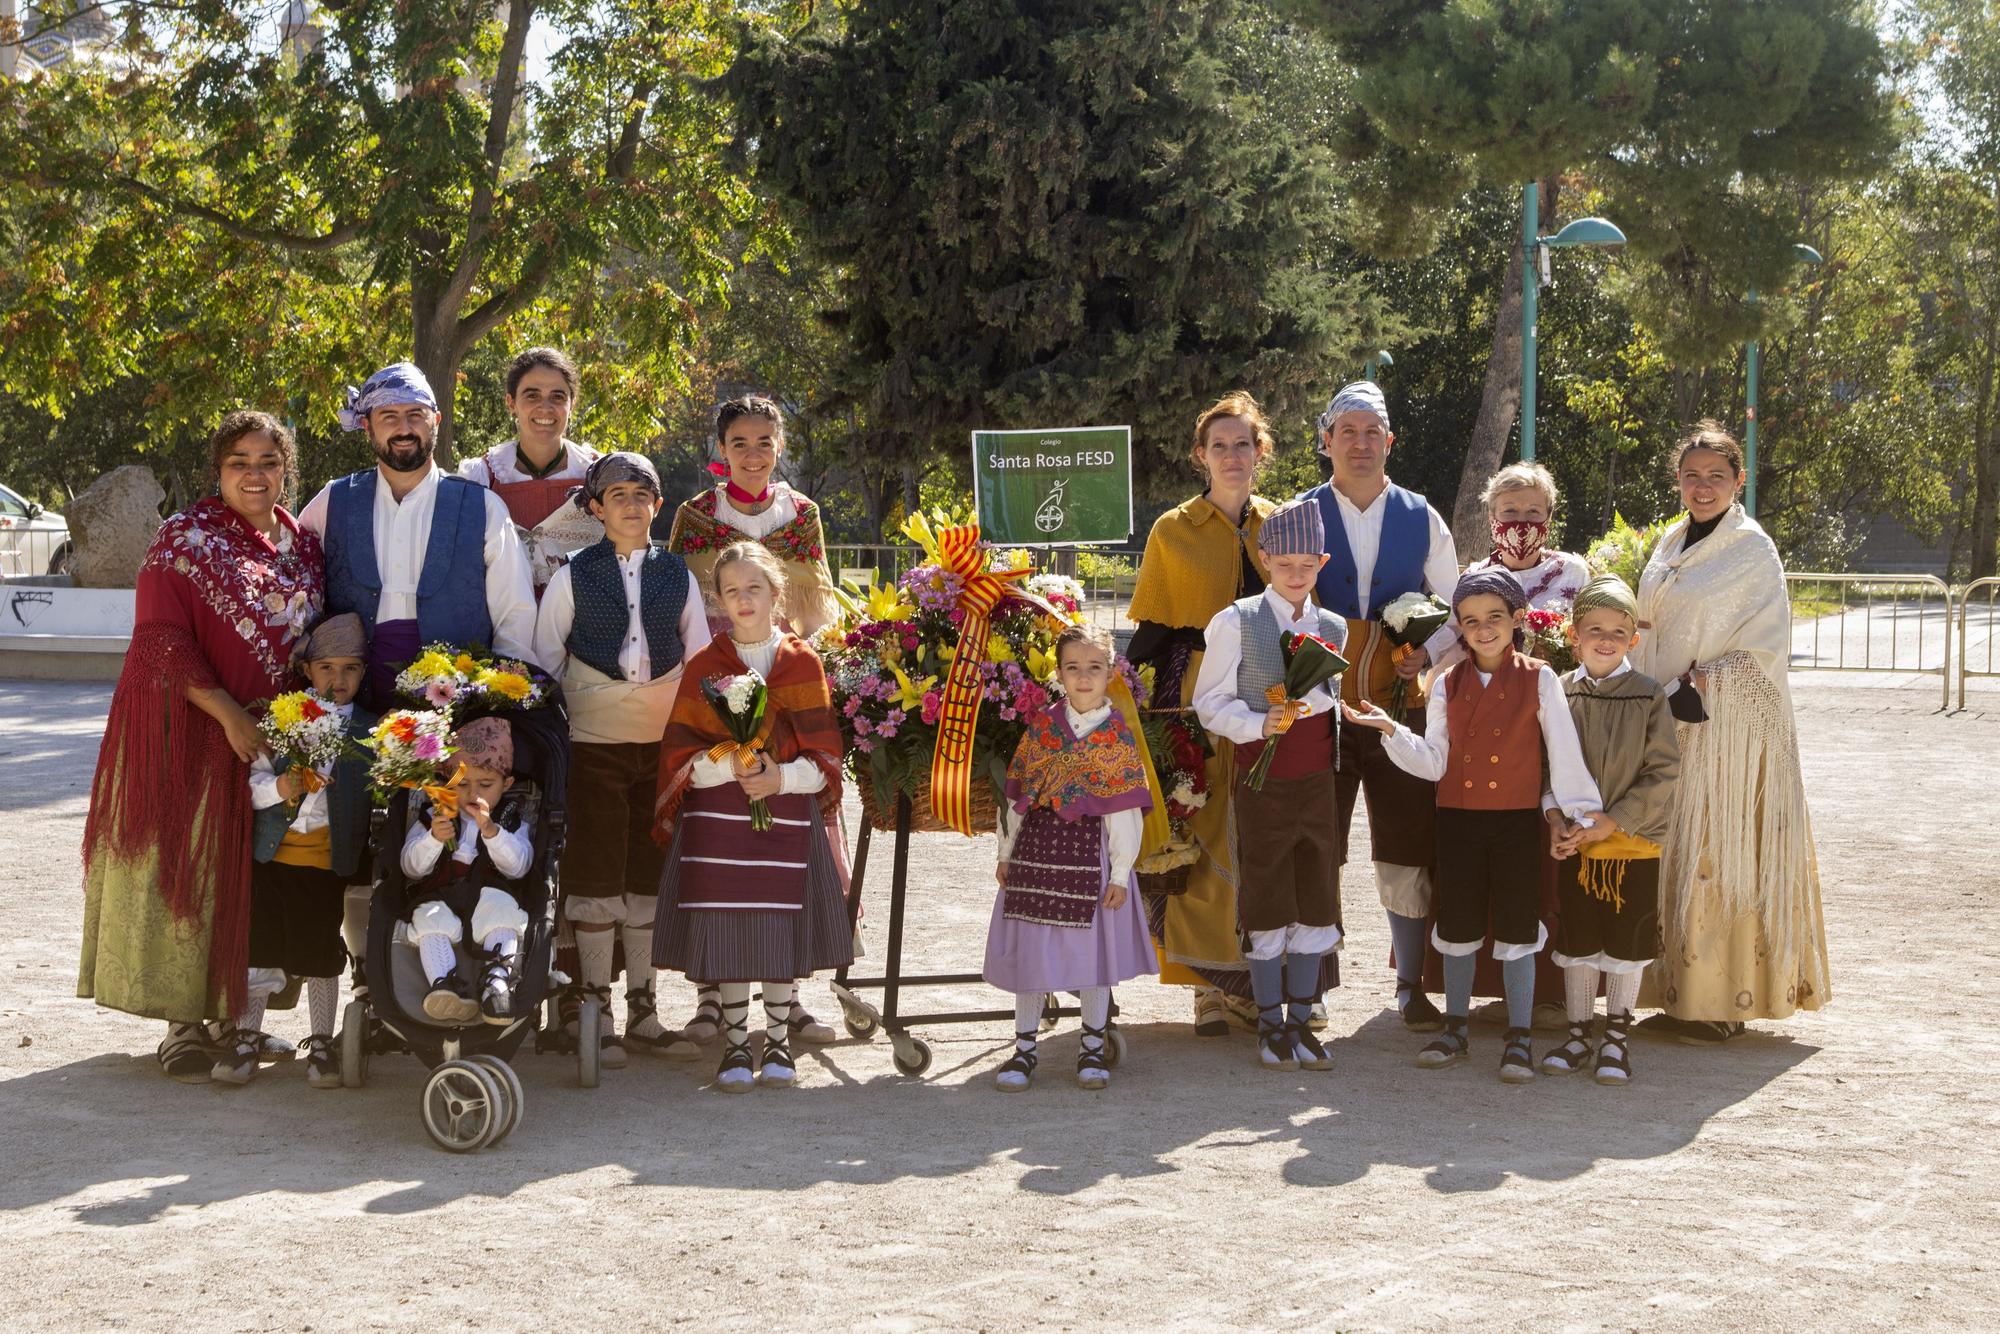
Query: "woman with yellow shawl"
1125 392 1336 1037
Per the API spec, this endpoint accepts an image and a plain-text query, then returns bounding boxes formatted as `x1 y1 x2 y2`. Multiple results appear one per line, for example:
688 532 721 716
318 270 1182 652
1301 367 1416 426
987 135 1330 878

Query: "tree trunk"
1451 184 1548 559
1970 313 1998 581
411 282 466 469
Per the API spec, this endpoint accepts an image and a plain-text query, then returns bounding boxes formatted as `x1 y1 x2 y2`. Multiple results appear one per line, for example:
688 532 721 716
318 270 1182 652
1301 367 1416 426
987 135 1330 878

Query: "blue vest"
565 540 690 680
324 470 492 646
1304 481 1432 619
1231 593 1348 706
252 706 379 877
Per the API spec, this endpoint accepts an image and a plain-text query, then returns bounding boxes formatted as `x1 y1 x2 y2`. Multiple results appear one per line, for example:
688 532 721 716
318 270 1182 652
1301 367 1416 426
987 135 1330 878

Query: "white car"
0 482 72 578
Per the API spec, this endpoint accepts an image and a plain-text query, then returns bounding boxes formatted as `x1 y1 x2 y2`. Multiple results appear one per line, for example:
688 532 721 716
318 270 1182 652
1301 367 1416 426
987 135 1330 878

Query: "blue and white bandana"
338 362 439 432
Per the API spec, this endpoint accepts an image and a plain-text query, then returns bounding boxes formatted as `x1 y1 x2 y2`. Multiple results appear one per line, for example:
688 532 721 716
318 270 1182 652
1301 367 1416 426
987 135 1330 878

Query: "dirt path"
3 678 1996 1331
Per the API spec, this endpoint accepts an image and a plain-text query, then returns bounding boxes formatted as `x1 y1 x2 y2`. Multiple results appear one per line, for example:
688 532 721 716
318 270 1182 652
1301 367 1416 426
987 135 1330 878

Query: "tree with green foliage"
1282 0 1897 554
723 0 1403 512
0 0 769 464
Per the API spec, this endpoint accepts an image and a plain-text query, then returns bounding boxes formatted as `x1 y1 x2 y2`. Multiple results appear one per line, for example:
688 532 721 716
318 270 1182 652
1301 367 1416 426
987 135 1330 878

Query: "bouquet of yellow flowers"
255 689 357 801
394 643 548 720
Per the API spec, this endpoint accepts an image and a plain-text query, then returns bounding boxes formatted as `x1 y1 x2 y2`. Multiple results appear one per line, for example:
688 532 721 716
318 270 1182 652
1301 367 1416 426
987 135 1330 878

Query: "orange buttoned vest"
1437 650 1543 811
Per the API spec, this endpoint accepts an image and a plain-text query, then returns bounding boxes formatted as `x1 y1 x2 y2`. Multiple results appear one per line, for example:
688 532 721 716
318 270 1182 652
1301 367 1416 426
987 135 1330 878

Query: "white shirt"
1381 660 1603 820
1190 587 1344 746
400 801 534 881
993 701 1146 885
687 630 828 796
1328 480 1462 662
247 700 354 833
713 482 801 540
457 439 595 486
532 555 711 685
1465 549 1591 610
300 464 541 668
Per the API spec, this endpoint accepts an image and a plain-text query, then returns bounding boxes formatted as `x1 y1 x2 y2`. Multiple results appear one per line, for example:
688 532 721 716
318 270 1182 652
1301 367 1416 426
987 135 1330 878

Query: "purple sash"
367 618 422 710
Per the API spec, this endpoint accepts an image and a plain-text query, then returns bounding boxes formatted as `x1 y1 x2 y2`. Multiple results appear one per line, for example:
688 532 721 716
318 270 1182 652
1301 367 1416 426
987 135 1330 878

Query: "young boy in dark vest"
218 613 378 1087
531 452 711 1067
1344 568 1603 1083
1191 498 1349 1072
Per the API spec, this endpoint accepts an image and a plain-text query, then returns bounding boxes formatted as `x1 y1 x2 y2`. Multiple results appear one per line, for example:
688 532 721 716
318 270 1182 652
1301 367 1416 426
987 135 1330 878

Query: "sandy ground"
3 676 1998 1332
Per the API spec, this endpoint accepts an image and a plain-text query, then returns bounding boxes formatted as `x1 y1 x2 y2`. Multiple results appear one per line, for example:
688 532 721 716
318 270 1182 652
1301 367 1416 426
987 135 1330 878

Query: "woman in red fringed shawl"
78 411 325 1081
651 542 850 1091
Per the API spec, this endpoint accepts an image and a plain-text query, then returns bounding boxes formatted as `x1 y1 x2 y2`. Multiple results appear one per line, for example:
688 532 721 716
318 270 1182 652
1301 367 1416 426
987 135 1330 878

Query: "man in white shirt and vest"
301 361 541 706
1298 380 1461 1032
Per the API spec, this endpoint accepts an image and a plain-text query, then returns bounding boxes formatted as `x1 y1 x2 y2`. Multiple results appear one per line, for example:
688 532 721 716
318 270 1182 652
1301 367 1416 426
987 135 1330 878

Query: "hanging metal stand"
827 792 1127 1078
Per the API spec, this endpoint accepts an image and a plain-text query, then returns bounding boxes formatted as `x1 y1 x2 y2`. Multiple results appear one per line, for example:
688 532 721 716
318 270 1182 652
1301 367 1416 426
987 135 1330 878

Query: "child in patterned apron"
986 623 1156 1091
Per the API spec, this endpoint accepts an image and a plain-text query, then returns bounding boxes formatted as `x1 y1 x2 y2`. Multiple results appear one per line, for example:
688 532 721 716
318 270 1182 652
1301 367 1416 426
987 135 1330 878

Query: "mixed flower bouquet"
1377 591 1452 717
1244 631 1350 790
394 643 549 720
818 511 1143 819
1523 605 1579 673
256 689 357 803
1133 708 1211 886
700 669 775 832
363 708 460 806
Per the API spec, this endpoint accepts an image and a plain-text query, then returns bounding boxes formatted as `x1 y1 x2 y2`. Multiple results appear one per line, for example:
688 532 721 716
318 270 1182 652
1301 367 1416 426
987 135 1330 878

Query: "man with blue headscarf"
300 362 540 704
1299 379 1463 1035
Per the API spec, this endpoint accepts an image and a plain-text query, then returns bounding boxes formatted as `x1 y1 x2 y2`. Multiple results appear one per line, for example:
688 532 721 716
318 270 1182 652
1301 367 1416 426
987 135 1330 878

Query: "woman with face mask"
1463 462 1590 610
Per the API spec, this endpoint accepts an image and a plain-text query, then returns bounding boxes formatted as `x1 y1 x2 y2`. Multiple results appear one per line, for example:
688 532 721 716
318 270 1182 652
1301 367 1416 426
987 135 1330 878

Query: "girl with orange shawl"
653 542 852 1092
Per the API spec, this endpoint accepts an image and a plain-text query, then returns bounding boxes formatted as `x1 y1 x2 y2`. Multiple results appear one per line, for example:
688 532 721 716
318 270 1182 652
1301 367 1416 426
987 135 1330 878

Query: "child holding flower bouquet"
217 614 377 1087
985 623 1156 1092
1191 498 1351 1073
396 716 535 1025
653 542 853 1092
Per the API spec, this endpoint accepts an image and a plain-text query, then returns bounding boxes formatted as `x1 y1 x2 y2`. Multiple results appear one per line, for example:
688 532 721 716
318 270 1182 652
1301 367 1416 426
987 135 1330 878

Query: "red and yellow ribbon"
929 523 1086 836
706 716 775 770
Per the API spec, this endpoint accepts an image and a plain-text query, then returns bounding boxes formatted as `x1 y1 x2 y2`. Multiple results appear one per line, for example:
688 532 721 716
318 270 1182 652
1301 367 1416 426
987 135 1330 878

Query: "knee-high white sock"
623 920 666 1039
482 928 519 959
1079 988 1110 1054
1013 992 1043 1052
762 981 796 1044
1564 963 1600 1025
718 982 753 1053
417 935 457 982
575 926 615 993
233 996 267 1038
1604 970 1641 1017
306 975 338 1036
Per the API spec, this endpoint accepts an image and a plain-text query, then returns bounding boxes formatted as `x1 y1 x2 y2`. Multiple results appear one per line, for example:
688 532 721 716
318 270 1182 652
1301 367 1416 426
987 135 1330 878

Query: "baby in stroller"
399 716 535 1025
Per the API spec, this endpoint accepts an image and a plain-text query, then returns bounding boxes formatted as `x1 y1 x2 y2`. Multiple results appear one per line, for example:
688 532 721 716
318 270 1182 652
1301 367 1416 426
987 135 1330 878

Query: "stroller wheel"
890 1035 933 1078
577 998 602 1089
469 1055 523 1146
339 1000 370 1088
421 1060 502 1153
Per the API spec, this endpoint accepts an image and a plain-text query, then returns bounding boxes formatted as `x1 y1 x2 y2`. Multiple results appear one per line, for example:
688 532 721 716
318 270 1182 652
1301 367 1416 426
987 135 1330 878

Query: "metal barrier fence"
1785 572 1954 708
0 526 72 580
1958 577 2000 710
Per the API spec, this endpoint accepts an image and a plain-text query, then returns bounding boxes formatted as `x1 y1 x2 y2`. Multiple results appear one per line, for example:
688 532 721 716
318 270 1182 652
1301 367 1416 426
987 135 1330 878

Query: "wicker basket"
855 767 1000 835
1136 863 1192 897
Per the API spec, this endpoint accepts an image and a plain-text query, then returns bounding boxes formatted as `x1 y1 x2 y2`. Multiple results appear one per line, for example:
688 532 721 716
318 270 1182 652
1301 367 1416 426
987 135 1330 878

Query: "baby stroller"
339 703 576 1152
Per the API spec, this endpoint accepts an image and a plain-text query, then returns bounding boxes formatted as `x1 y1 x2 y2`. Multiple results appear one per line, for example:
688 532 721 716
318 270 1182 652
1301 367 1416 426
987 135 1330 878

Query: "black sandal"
479 949 516 1025
210 1026 261 1086
758 998 797 1086
1499 1026 1536 1084
302 1033 340 1088
1257 1017 1299 1071
158 1023 216 1084
1415 1015 1469 1068
1076 1021 1111 1088
1288 992 1333 1070
1398 983 1446 1033
995 1031 1039 1091
714 996 754 1091
1541 1020 1593 1075
1595 1011 1635 1085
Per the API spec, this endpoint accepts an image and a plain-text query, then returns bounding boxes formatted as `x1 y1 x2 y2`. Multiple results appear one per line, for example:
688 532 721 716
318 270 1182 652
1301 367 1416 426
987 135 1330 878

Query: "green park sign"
970 426 1134 546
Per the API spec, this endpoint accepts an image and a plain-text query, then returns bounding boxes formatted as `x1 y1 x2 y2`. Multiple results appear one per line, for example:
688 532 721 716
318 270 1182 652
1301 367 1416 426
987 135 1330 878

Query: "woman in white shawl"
1631 422 1830 1044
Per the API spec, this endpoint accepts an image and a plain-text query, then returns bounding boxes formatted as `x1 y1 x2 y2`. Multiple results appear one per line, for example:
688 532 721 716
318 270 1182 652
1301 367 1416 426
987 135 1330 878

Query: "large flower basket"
1136 863 1191 897
854 767 1000 835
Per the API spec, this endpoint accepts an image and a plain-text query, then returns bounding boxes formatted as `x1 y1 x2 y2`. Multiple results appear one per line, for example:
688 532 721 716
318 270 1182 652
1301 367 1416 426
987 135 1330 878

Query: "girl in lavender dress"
985 624 1156 1092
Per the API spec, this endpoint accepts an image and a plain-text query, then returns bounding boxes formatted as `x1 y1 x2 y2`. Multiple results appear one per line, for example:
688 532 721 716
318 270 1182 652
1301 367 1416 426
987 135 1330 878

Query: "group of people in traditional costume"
76 347 1829 1098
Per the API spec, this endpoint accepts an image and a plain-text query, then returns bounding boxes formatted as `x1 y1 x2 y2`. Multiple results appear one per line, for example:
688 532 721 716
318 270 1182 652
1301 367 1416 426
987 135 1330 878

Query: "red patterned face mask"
1491 518 1549 565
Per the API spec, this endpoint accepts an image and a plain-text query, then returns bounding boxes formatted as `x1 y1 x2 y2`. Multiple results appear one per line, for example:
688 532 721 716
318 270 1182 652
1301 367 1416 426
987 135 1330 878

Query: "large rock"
68 465 166 589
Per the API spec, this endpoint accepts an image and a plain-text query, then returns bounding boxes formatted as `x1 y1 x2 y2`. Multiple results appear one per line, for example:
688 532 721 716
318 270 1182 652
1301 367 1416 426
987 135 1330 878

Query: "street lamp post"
1519 183 1626 462
1743 243 1824 517
1363 349 1393 383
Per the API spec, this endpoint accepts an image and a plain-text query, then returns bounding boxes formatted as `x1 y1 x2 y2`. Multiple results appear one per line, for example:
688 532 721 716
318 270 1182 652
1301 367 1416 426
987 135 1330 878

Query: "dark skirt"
653 806 853 983
249 860 348 978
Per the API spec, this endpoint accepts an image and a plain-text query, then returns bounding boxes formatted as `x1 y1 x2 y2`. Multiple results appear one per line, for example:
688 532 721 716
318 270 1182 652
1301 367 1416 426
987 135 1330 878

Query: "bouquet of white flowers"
700 669 775 831
256 690 354 804
1378 591 1452 717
